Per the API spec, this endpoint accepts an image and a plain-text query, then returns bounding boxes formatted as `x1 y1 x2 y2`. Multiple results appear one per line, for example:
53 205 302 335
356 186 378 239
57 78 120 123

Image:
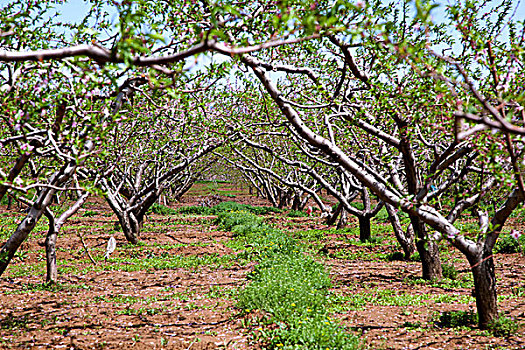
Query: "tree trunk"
336 208 348 230
104 194 141 245
117 212 141 245
291 194 302 211
326 203 342 226
358 215 371 242
43 190 92 283
45 223 58 283
412 217 442 280
0 163 76 277
468 246 498 329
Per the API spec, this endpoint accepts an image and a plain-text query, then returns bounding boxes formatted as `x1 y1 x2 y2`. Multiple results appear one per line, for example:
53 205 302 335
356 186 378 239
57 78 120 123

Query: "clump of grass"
177 202 282 216
487 315 520 337
441 263 458 280
177 206 213 215
216 211 262 234
437 311 520 337
215 210 360 349
436 310 477 328
213 201 282 215
494 233 524 254
149 203 178 216
409 252 421 262
385 251 405 261
286 210 307 217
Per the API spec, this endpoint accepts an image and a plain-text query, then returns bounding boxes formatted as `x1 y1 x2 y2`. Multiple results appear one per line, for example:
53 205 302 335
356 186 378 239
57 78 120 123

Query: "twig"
77 231 97 265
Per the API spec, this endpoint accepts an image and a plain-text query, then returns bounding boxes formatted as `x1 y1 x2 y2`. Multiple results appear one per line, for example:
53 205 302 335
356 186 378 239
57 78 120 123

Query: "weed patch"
178 202 282 216
436 310 477 328
487 315 520 337
494 233 524 254
215 210 361 349
149 203 178 216
287 210 307 217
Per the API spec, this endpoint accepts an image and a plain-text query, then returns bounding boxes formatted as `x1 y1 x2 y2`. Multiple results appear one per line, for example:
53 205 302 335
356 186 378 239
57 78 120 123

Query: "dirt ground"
0 189 524 349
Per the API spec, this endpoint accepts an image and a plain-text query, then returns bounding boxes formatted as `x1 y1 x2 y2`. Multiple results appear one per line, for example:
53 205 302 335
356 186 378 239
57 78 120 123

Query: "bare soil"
0 188 524 349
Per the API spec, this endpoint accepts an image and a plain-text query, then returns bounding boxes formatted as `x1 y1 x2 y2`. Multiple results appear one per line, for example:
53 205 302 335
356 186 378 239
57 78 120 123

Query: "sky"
0 0 523 79
51 0 525 25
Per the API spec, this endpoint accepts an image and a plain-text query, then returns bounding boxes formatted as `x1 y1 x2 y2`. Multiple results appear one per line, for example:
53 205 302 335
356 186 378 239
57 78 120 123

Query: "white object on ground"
104 236 116 260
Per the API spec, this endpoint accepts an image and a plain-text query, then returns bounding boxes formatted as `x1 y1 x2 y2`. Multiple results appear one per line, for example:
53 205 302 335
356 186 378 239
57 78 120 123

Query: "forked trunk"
0 163 77 277
117 212 141 245
468 246 498 329
44 189 91 283
326 203 343 226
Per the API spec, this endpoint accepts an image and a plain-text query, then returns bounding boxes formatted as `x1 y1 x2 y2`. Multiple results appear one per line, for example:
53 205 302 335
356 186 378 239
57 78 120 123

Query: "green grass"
149 203 178 216
101 252 239 272
405 276 474 289
116 307 164 316
436 310 477 328
214 210 361 349
331 289 474 312
487 315 521 337
287 210 307 217
178 201 283 216
3 282 91 294
81 210 98 217
494 233 525 254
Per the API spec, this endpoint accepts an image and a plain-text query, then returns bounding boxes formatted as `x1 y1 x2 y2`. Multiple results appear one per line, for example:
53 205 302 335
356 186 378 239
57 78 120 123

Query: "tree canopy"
1 0 524 329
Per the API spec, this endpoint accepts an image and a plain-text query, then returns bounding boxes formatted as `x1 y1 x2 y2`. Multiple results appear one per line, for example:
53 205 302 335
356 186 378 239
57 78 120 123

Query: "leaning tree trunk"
326 203 343 226
104 192 141 245
411 216 442 280
385 203 416 259
0 163 77 276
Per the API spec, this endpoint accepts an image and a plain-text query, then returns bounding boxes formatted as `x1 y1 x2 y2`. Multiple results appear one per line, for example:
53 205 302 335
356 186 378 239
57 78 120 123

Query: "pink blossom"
510 230 521 240
20 143 34 153
447 228 459 240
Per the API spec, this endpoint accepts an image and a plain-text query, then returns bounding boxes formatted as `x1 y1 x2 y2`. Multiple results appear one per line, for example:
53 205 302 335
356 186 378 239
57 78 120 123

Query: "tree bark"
336 208 348 230
43 212 58 283
326 203 343 226
385 203 416 259
0 162 77 277
468 246 498 329
116 211 141 245
412 217 442 280
358 215 371 242
43 189 92 283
